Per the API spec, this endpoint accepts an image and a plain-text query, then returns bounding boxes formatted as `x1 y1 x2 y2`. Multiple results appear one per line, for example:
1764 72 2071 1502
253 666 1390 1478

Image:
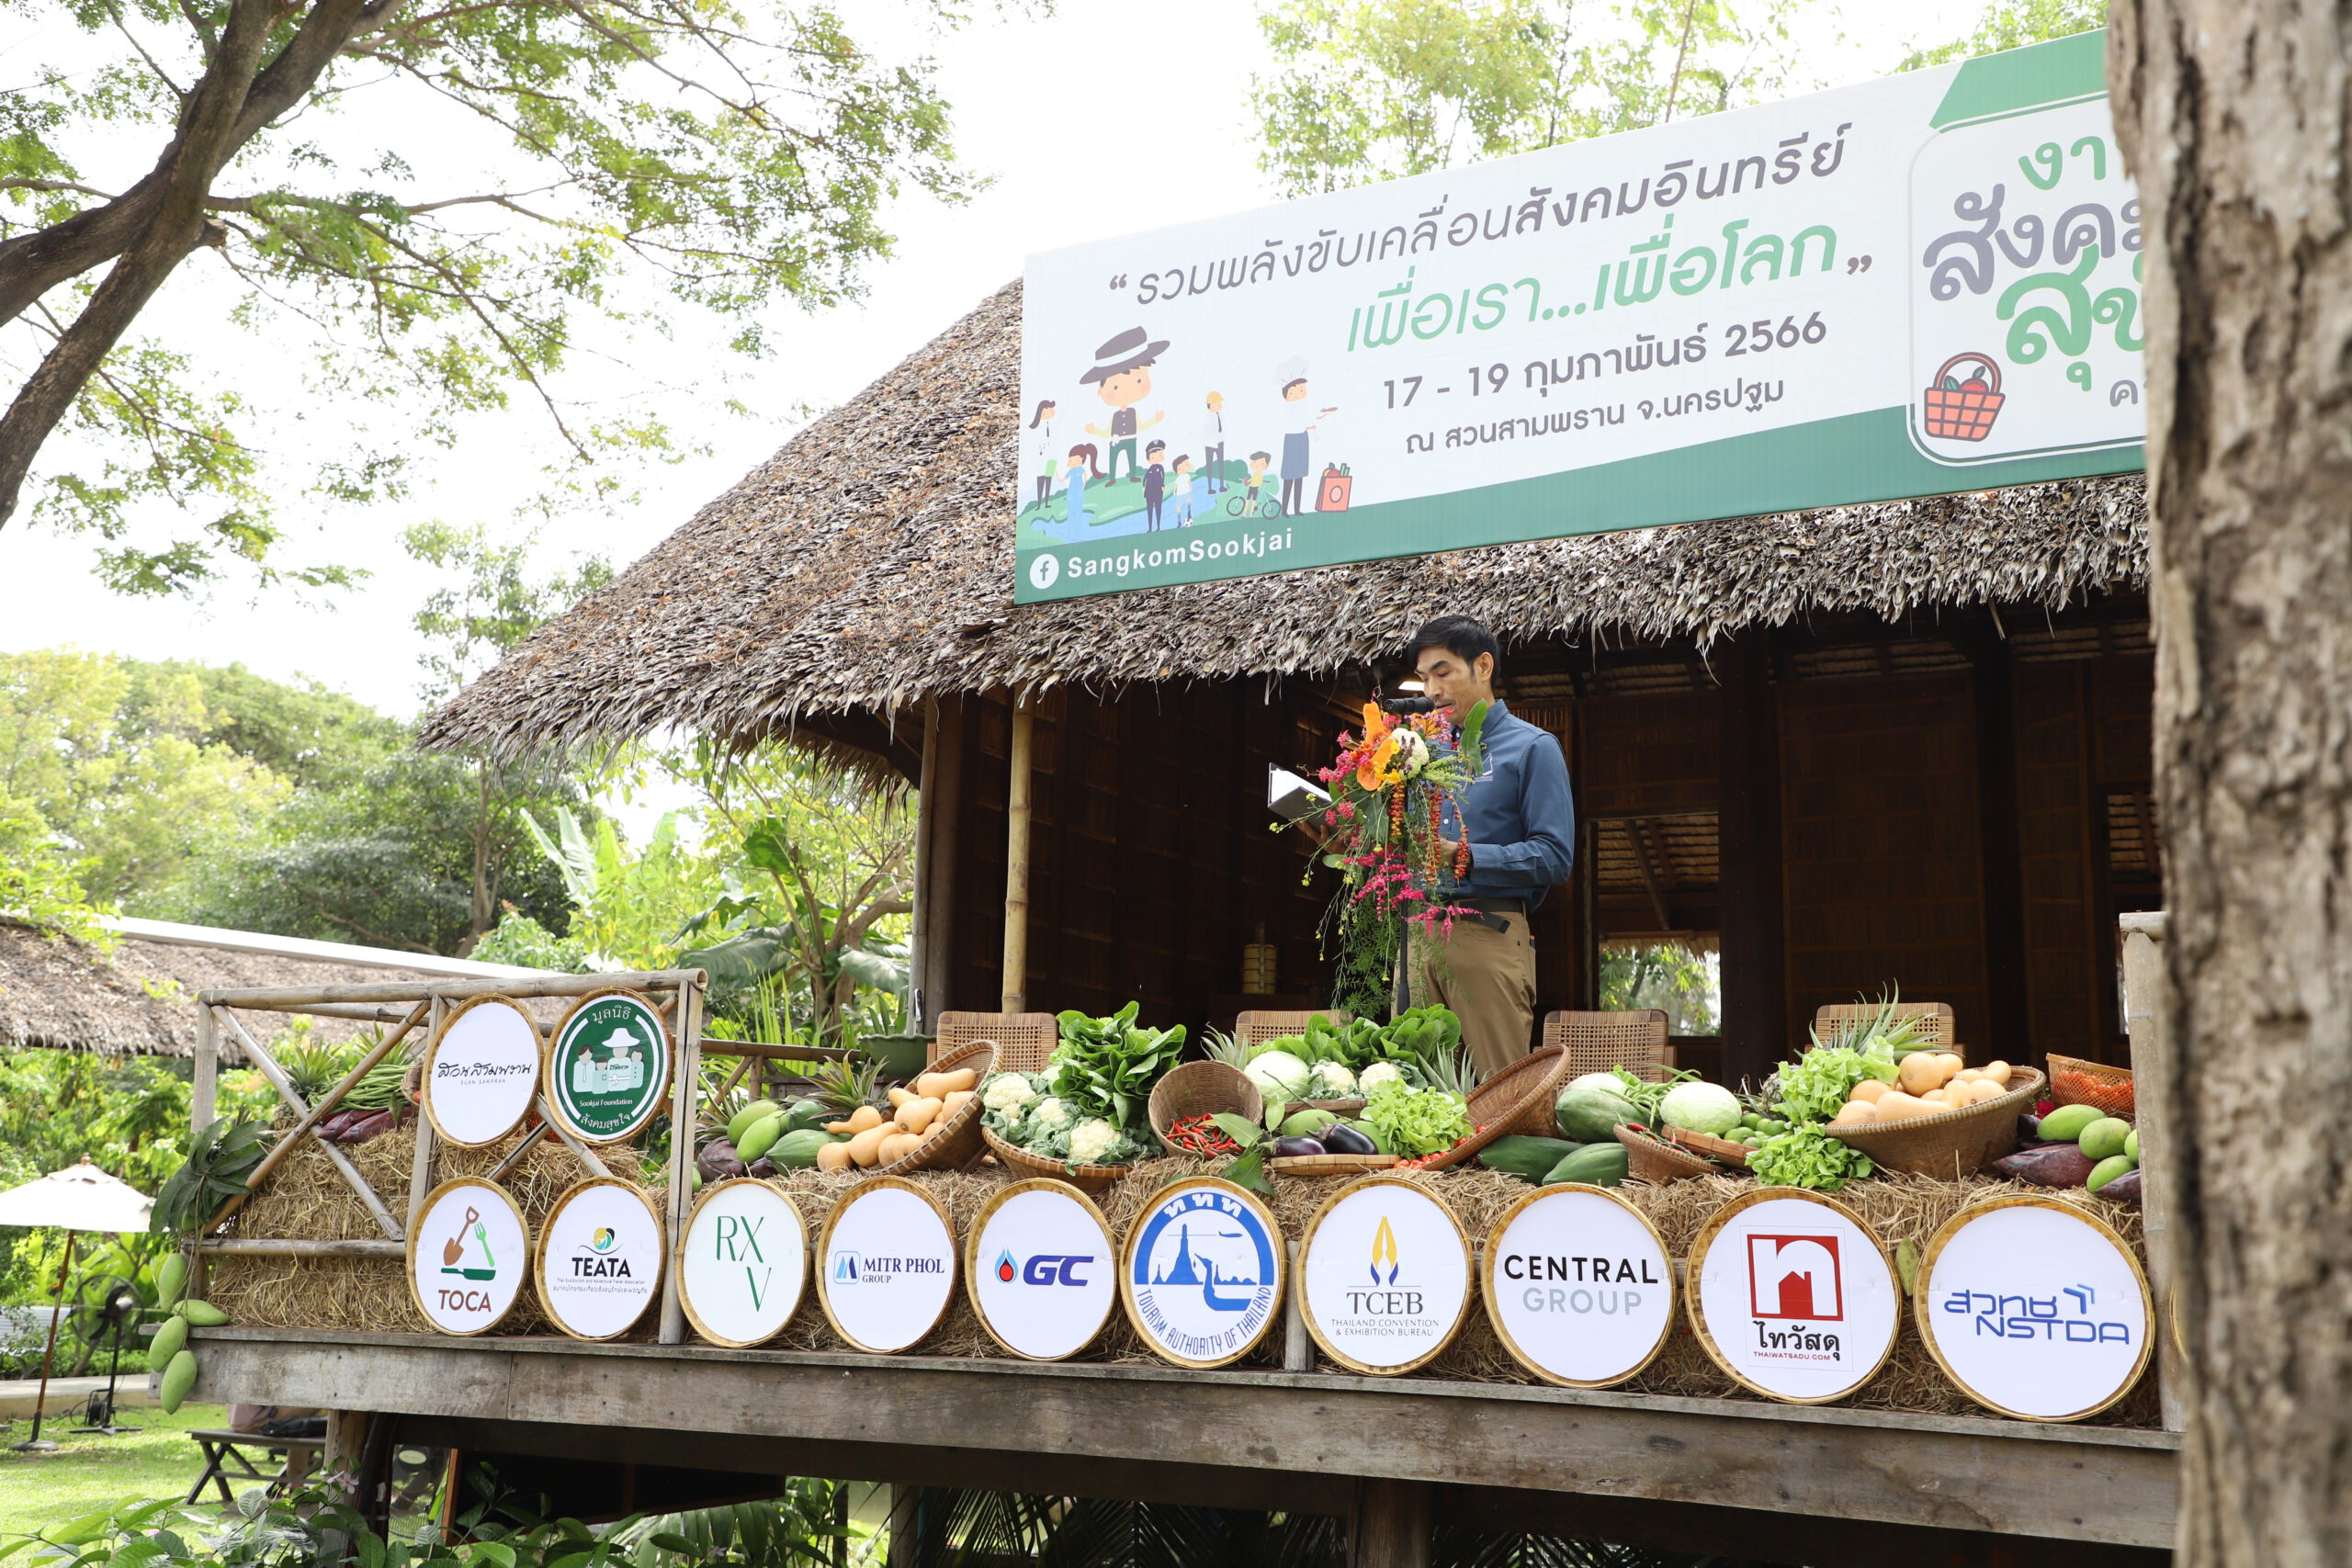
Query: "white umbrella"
0 1159 154 1450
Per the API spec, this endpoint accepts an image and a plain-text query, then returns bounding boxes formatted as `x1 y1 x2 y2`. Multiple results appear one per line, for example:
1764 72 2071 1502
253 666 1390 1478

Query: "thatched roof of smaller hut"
421 279 2148 763
0 920 545 1062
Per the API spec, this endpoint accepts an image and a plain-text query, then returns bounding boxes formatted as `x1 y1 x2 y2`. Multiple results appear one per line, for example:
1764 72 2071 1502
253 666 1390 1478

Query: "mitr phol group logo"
1749 1234 1843 1320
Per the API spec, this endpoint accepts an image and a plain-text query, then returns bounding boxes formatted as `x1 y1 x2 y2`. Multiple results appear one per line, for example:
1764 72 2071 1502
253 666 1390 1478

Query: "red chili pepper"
1167 1112 1239 1156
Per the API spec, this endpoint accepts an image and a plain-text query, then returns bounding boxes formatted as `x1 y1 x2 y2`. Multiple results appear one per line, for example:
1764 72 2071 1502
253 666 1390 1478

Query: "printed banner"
1483 1186 1675 1388
1299 1177 1470 1374
680 1179 809 1347
1014 29 2141 602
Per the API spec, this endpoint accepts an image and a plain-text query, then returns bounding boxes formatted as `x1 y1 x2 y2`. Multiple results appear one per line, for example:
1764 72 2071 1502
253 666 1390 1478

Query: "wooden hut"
423 281 2156 1087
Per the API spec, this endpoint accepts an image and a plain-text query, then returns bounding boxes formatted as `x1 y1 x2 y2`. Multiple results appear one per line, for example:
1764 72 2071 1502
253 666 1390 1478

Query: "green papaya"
1546 1144 1631 1188
148 1314 188 1370
1279 1109 1339 1138
735 1113 787 1165
1555 1086 1644 1144
159 1349 198 1414
726 1100 785 1145
154 1252 187 1310
782 1099 837 1134
175 1299 230 1326
771 1128 838 1169
1479 1136 1586 1183
2038 1104 2103 1143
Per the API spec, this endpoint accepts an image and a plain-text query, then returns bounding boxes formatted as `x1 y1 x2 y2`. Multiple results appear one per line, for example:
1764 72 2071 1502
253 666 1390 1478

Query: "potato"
1829 1100 1878 1127
846 1105 886 1134
1872 1090 1935 1121
1980 1060 2013 1087
876 1132 921 1166
888 1086 915 1108
1850 1078 1893 1104
1897 1054 1946 1096
815 1141 854 1172
895 1096 942 1134
917 1068 978 1099
846 1124 892 1167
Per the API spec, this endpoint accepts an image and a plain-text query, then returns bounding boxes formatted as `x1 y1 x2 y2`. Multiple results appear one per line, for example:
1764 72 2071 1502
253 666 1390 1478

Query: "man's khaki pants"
1413 912 1537 1077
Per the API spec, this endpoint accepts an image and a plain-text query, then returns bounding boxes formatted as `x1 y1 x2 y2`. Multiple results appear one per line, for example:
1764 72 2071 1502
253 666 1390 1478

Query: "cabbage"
1242 1049 1312 1099
1566 1071 1627 1097
1659 1081 1742 1136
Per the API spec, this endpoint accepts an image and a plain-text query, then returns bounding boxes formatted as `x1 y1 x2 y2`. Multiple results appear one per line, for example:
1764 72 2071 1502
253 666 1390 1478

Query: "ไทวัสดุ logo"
1693 1192 1897 1402
1747 1234 1843 1320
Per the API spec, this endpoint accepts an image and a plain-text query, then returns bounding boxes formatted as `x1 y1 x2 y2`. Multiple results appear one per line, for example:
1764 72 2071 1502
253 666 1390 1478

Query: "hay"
207 1141 2160 1427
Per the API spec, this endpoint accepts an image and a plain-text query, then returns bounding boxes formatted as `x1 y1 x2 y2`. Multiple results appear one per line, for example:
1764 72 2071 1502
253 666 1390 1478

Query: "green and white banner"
1014 30 2140 604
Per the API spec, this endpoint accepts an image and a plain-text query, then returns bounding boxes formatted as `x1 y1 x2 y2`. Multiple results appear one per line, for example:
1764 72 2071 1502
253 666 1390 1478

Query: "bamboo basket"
870 1040 998 1177
1417 1046 1572 1172
1148 1061 1262 1156
1616 1123 1717 1183
1269 1151 1395 1178
1664 1127 1752 1169
2046 1055 2135 1122
980 1124 1132 1195
1827 1067 2046 1179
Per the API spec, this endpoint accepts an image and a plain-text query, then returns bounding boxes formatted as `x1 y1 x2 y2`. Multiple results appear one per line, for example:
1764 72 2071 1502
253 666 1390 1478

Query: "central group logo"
1368 1215 1399 1285
1748 1234 1843 1321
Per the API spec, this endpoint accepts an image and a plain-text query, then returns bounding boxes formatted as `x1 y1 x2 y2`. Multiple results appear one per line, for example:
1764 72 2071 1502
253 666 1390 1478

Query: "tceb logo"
1300 1180 1470 1373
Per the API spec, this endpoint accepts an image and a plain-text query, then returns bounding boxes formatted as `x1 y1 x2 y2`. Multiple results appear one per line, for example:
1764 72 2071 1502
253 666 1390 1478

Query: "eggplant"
696 1138 747 1182
1272 1136 1328 1158
746 1156 779 1179
1320 1122 1379 1156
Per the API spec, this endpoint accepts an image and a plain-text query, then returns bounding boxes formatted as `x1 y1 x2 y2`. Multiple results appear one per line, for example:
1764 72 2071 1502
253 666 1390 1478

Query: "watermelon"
1555 1085 1644 1144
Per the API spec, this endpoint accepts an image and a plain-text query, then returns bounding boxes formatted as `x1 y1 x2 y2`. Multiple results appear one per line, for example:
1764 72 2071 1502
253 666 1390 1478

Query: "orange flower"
1357 730 1400 791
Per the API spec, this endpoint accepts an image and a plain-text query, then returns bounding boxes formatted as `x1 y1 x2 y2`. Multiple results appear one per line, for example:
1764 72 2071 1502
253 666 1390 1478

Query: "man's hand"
1298 816 1332 848
1440 839 1468 867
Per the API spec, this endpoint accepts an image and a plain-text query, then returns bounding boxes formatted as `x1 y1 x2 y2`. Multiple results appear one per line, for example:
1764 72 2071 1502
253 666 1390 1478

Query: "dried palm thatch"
420 279 2148 766
211 1149 2157 1424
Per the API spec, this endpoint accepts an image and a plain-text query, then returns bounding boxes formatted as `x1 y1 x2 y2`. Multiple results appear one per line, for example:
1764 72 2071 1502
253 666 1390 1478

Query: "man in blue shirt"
1409 615 1576 1075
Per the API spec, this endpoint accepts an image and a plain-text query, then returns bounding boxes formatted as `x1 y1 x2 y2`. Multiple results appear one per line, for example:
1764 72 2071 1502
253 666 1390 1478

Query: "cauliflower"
1310 1060 1358 1098
980 1071 1038 1131
1359 1061 1404 1093
1067 1117 1134 1166
1026 1096 1076 1136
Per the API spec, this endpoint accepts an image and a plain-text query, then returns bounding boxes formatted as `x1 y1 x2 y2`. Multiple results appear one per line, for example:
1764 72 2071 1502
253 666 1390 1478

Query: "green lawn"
0 1404 229 1540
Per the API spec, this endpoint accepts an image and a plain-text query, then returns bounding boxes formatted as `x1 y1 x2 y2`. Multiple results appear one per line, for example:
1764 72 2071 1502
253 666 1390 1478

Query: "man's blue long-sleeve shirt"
1442 700 1576 907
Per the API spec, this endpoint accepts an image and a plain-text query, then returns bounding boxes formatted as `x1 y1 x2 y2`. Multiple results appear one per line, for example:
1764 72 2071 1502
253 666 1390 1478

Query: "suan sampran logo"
1747 1234 1843 1320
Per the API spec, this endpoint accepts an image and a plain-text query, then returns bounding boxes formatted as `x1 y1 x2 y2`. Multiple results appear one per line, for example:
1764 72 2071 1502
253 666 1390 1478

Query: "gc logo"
1022 1254 1093 1287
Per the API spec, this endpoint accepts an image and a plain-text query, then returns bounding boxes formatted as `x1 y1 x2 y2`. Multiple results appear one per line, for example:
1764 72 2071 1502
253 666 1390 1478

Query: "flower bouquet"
1291 699 1489 1016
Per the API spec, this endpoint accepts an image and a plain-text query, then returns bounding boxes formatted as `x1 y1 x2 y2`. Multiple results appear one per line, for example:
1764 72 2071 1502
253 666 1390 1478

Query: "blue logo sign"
1128 1182 1281 1365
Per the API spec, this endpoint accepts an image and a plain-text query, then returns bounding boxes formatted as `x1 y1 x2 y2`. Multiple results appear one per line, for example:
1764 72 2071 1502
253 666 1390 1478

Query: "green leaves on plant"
149 1117 268 1237
1046 1006 1185 1131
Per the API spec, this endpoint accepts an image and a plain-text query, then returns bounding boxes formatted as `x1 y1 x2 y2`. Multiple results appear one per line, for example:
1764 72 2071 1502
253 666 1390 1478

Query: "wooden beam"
1715 631 1786 1086
197 1238 404 1258
189 1329 2179 1550
199 970 704 1010
215 1008 404 1242
1001 699 1035 1012
1625 818 1674 932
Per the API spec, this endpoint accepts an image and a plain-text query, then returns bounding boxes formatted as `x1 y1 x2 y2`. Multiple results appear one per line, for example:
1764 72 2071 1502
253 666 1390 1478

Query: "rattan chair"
933 1010 1057 1074
1542 1010 1673 1082
1232 1009 1350 1049
1812 1000 1955 1049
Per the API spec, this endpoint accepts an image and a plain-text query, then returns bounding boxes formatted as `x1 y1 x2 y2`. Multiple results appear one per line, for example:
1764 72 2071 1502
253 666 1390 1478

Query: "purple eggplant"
1272 1136 1328 1158
1321 1122 1379 1156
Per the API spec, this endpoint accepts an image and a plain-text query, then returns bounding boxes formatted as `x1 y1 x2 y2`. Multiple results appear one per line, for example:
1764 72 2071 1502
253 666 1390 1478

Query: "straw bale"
207 1145 2159 1427
419 279 2149 767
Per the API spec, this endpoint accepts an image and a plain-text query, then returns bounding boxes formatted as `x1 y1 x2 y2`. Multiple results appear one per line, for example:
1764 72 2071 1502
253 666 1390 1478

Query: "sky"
0 0 1991 724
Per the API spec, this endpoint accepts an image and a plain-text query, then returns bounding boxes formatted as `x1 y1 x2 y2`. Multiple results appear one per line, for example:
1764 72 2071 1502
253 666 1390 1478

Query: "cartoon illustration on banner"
1015 30 2142 604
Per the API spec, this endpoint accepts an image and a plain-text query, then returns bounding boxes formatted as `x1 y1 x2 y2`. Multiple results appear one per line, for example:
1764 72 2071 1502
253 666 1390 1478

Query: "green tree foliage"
1895 0 2107 71
0 0 989 592
1252 0 1799 197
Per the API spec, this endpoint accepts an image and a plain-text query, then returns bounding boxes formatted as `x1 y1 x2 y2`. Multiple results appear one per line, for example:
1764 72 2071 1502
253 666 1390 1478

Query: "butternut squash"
815 1141 854 1173
941 1089 975 1117
1872 1090 1936 1121
887 1086 915 1108
1980 1060 2013 1087
845 1104 886 1134
1897 1053 1946 1096
1829 1100 1878 1127
824 1121 855 1135
846 1124 892 1166
895 1096 942 1134
1850 1078 1893 1104
916 1068 978 1100
876 1132 921 1166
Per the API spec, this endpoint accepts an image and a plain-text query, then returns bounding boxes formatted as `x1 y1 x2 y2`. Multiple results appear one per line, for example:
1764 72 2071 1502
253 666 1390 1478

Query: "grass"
0 1404 228 1540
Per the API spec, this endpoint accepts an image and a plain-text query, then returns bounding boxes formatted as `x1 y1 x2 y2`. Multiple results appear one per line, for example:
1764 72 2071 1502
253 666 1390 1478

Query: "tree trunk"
2109 8 2352 1563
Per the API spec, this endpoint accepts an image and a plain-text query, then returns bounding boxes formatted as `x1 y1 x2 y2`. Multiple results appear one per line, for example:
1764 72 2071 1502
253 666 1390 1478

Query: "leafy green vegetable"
1747 1124 1874 1191
1048 1003 1186 1128
150 1116 270 1235
1773 1046 1899 1124
1363 1078 1472 1158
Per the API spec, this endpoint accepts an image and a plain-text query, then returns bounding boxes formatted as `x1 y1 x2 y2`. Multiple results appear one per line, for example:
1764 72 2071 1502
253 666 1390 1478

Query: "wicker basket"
1616 1123 1716 1183
1269 1151 1395 1178
1543 1010 1670 1081
1418 1046 1573 1172
1303 1097 1367 1116
1664 1127 1752 1169
1233 1009 1350 1048
2046 1055 2135 1122
934 1011 1057 1074
870 1040 998 1177
1148 1061 1262 1156
980 1124 1132 1195
1826 1067 2045 1179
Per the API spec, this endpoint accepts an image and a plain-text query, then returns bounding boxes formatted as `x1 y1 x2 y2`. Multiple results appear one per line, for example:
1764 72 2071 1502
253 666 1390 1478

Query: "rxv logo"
1021 1254 1095 1288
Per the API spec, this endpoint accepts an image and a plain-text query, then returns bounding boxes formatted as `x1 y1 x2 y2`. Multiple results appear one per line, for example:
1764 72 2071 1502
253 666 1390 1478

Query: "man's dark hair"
1408 615 1501 675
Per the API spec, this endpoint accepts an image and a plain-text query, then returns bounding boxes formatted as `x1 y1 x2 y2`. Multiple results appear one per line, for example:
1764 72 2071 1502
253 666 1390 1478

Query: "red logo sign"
1747 1234 1843 1320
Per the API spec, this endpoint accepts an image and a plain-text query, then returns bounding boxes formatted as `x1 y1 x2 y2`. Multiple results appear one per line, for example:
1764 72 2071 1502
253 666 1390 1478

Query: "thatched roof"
0 920 545 1062
421 279 2149 761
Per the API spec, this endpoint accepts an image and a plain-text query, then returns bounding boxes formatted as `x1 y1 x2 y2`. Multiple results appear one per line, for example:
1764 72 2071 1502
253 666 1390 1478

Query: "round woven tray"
1148 1061 1262 1156
1615 1122 1717 1183
1303 1097 1367 1116
1269 1151 1396 1178
1418 1045 1574 1172
870 1040 998 1177
1663 1127 1752 1169
1827 1067 2045 1179
980 1124 1133 1194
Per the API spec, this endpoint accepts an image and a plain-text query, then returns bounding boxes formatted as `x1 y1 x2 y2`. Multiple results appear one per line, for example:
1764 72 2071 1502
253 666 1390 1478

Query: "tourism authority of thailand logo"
1125 1181 1281 1366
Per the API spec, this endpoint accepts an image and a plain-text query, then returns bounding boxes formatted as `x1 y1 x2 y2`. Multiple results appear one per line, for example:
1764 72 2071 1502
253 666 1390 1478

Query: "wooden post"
193 1004 219 1134
1283 1240 1312 1371
1348 1478 1432 1568
922 699 964 1032
2119 911 2184 1432
1715 631 1787 1089
1001 696 1035 1012
407 995 446 1243
660 976 704 1346
911 698 939 1029
1964 618 2031 1058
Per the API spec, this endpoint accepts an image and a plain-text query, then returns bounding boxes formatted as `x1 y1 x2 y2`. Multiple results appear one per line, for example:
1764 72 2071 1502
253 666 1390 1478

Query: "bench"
183 1427 325 1506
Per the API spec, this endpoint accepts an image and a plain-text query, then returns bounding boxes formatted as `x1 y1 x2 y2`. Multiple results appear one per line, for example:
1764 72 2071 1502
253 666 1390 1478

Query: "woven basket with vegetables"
972 1002 1186 1192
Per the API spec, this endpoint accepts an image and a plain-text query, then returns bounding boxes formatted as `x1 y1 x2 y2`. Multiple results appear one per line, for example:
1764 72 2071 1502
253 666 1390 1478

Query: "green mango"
726 1100 785 1145
159 1350 198 1414
175 1299 230 1326
2077 1117 2132 1162
2037 1104 2103 1143
148 1314 188 1370
2086 1154 2138 1193
735 1113 787 1165
154 1252 187 1309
